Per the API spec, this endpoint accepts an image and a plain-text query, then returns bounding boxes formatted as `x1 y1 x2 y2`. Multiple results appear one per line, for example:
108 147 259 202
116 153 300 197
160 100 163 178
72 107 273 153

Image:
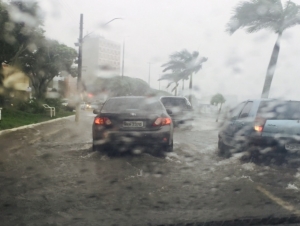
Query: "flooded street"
1 113 300 225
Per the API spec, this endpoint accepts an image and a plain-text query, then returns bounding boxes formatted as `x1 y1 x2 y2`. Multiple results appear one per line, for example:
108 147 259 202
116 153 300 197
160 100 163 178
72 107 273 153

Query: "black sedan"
92 96 174 155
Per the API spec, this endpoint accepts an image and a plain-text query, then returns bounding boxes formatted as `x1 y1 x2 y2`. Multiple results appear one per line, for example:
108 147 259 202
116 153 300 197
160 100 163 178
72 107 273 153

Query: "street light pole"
148 62 151 87
121 39 125 78
74 17 122 122
75 13 83 123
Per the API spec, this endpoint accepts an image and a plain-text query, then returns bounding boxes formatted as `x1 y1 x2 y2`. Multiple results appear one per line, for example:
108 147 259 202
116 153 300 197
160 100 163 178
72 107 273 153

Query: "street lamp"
148 62 151 87
75 16 123 123
102 18 123 26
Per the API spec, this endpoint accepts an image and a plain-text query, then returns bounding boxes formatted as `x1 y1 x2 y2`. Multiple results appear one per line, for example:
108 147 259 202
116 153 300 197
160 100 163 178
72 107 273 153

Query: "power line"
56 1 78 22
61 1 79 20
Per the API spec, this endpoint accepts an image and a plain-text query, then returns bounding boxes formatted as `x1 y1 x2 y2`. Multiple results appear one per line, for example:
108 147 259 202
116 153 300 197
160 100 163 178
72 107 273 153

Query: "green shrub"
16 99 45 114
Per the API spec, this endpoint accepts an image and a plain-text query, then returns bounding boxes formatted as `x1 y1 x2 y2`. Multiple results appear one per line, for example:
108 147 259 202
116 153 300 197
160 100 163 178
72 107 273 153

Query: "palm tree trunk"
216 103 223 122
175 84 177 96
182 80 184 90
189 74 193 104
261 32 282 98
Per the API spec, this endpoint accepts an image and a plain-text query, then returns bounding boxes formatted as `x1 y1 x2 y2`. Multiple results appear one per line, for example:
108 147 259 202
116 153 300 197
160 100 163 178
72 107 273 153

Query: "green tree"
18 40 77 99
0 0 44 101
0 0 44 65
160 49 207 102
211 93 226 122
227 0 300 98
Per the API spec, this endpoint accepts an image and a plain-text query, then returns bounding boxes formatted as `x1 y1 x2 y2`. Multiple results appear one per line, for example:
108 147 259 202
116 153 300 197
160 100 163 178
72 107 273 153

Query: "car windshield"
2 0 300 225
102 98 164 113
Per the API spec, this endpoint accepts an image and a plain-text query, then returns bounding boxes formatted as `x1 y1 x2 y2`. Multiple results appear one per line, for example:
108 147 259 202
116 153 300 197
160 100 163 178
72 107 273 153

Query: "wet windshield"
161 97 190 109
101 98 164 113
2 0 300 225
258 100 300 120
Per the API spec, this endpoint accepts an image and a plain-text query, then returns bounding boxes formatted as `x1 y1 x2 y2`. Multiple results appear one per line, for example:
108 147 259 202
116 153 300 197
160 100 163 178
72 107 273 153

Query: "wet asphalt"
0 112 300 225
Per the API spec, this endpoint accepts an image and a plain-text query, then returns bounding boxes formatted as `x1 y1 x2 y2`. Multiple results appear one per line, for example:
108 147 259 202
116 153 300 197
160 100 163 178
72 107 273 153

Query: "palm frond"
226 0 283 34
281 1 300 30
161 50 208 85
166 81 173 88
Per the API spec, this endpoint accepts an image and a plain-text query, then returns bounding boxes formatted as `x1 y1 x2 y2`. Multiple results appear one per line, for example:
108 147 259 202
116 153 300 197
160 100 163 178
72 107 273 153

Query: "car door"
233 101 254 144
221 102 246 147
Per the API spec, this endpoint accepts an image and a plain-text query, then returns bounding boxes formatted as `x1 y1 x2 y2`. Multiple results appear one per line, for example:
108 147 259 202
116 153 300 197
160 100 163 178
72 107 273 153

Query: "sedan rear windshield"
257 101 300 120
101 98 164 113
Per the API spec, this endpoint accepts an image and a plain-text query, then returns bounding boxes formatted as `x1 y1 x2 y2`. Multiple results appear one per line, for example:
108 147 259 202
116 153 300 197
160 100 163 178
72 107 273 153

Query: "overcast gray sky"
38 0 300 101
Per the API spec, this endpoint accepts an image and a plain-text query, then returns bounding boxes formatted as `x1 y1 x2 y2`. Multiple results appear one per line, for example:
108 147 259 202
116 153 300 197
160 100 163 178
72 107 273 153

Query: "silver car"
218 99 300 157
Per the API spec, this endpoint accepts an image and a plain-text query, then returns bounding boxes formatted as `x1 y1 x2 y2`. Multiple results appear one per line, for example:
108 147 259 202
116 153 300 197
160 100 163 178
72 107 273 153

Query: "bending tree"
211 93 226 122
160 49 207 102
227 0 300 98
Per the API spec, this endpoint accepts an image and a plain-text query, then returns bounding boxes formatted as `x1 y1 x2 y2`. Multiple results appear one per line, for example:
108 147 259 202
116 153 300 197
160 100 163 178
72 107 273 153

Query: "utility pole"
75 14 83 123
121 40 125 78
148 62 151 86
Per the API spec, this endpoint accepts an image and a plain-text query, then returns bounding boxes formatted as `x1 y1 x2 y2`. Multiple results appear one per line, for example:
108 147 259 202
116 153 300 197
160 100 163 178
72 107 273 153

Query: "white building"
82 36 121 87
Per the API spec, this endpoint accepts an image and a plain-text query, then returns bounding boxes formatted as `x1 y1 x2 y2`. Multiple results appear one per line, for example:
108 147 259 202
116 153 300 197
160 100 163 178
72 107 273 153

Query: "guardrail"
43 104 55 117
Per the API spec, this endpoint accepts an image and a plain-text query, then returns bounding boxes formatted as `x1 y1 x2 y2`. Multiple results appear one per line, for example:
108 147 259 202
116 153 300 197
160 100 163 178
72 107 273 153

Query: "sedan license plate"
285 143 300 152
123 121 144 127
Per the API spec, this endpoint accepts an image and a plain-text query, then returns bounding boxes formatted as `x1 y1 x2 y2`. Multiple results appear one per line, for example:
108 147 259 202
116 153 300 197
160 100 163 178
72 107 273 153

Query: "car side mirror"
240 113 249 118
231 116 238 120
166 109 172 115
93 109 100 114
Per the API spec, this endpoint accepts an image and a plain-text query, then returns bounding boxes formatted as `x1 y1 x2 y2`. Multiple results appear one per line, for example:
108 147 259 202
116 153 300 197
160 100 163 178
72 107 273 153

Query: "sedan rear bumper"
93 127 172 148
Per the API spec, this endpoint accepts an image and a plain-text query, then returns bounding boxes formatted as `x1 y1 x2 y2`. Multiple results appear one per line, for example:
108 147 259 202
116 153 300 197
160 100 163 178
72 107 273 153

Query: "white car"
61 99 69 107
80 102 88 110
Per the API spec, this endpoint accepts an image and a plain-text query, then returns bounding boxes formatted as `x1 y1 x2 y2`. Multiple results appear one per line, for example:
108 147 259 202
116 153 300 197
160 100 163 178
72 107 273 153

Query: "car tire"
165 140 173 152
92 143 110 153
218 137 231 158
92 144 100 152
106 144 120 157
92 143 106 152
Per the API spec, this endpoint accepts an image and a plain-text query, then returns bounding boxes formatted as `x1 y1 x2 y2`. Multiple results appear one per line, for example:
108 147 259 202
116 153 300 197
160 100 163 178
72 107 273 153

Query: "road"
1 112 300 225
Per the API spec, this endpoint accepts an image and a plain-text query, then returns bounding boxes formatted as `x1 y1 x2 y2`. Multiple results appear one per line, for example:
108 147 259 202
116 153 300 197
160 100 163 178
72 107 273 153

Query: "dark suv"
218 99 300 156
160 96 194 127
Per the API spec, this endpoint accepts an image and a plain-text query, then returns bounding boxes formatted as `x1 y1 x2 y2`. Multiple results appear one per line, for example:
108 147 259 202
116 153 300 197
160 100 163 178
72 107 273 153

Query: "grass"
0 108 74 130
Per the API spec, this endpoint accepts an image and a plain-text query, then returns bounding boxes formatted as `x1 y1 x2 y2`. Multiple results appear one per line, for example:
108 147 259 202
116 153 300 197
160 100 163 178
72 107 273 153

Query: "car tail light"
94 117 112 125
153 117 172 126
162 117 172 125
254 117 266 132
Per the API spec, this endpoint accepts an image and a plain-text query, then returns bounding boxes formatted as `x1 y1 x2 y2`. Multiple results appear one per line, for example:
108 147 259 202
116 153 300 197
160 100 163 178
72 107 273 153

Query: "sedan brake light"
94 117 112 125
153 117 172 126
254 117 266 132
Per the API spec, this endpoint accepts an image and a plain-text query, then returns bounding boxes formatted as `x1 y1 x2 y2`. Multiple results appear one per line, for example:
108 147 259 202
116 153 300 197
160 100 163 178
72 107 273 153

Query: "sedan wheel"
218 137 231 158
165 140 173 152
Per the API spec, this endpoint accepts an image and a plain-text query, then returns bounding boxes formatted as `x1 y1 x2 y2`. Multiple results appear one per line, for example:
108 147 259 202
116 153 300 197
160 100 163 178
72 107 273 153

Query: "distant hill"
86 76 172 97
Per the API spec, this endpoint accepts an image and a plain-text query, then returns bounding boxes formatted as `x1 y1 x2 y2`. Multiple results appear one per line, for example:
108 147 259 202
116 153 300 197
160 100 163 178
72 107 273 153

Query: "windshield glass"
2 0 300 225
161 98 190 108
102 98 164 113
258 100 300 120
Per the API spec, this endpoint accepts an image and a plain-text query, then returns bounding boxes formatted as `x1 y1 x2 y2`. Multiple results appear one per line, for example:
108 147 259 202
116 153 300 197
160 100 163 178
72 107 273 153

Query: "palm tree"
227 0 300 98
211 93 226 122
160 49 207 102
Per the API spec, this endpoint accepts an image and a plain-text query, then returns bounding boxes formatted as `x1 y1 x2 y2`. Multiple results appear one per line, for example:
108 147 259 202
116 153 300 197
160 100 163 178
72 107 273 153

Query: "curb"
28 128 64 145
0 115 75 136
